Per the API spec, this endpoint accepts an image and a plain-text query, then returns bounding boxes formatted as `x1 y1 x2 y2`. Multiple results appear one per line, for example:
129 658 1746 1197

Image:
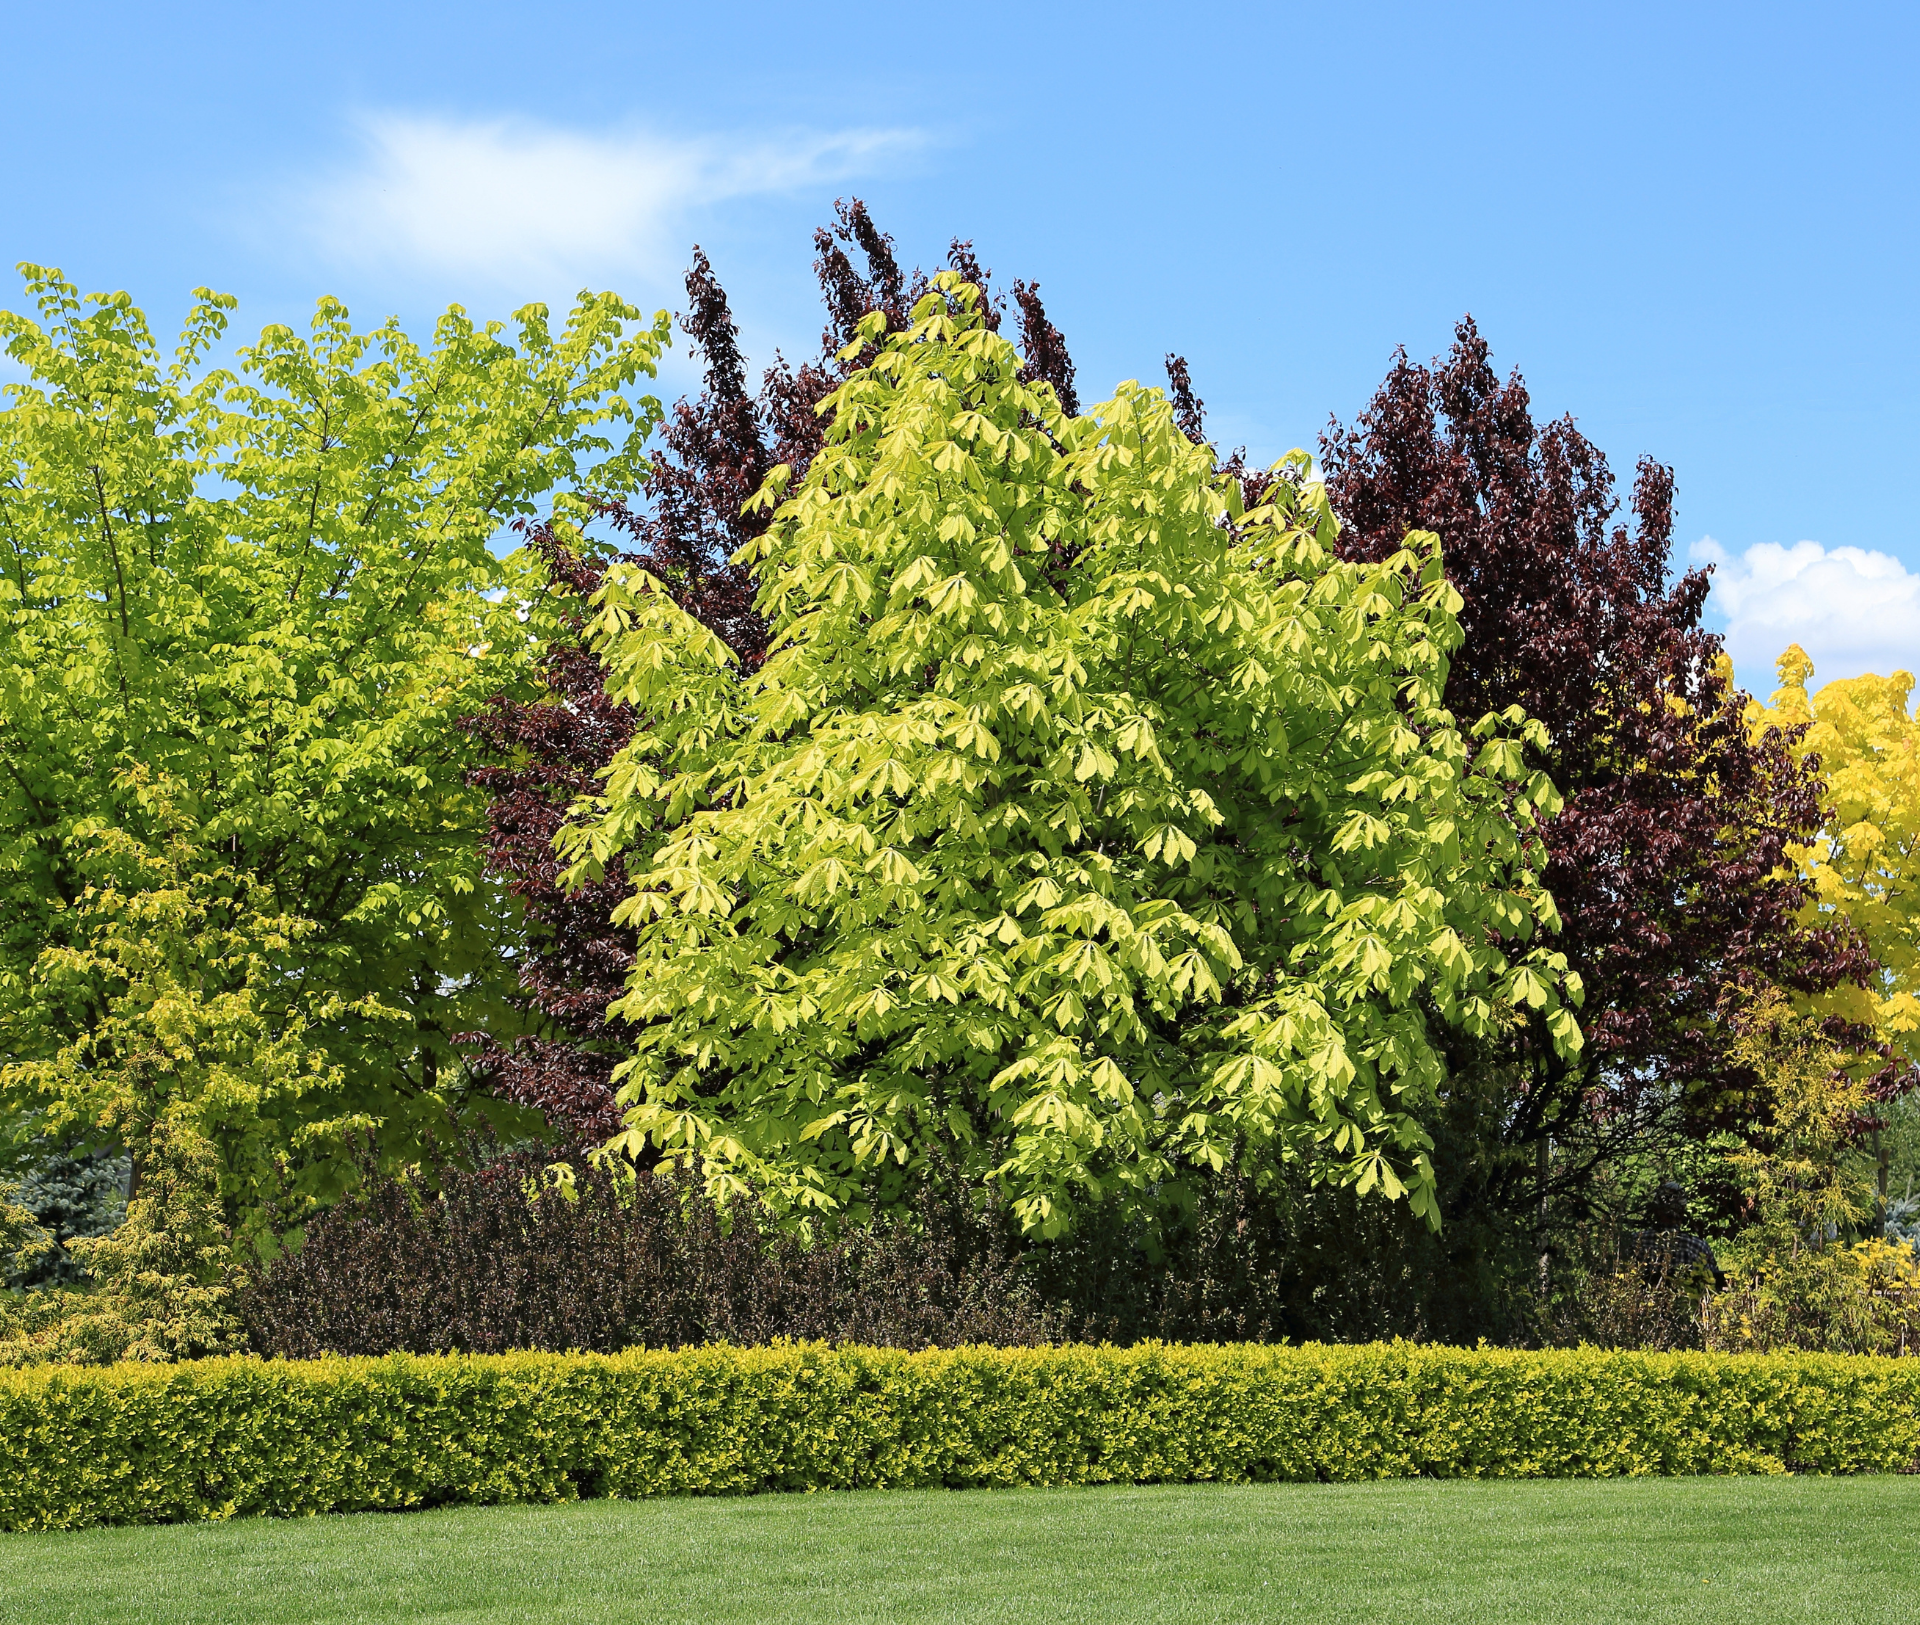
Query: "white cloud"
1693 536 1920 693
296 113 920 289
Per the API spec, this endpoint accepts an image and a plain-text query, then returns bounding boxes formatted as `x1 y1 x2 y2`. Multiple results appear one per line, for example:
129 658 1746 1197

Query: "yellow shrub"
1708 1238 1920 1356
0 1124 244 1369
3 1341 1918 1531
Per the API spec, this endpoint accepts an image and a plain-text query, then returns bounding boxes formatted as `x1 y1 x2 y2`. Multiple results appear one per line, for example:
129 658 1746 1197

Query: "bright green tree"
0 267 669 1235
561 276 1581 1236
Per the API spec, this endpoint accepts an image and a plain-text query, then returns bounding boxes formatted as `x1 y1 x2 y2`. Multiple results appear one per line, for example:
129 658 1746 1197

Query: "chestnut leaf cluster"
561 280 1581 1234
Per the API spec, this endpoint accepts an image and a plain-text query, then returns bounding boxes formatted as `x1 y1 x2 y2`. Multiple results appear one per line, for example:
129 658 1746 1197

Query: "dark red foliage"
244 1148 1057 1356
460 531 638 1151
1315 318 1875 1208
945 239 1004 333
463 203 1078 1153
244 1147 1467 1355
814 197 912 362
1014 281 1078 416
1164 353 1205 444
632 246 775 667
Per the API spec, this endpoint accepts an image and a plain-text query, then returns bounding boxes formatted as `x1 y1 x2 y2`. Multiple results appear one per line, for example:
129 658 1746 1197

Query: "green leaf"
563 275 1570 1238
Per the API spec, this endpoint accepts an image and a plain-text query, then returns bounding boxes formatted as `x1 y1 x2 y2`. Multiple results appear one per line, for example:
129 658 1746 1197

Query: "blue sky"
4 0 1916 698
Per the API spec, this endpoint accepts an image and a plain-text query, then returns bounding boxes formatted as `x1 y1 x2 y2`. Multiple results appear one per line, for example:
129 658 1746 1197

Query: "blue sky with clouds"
5 0 1916 699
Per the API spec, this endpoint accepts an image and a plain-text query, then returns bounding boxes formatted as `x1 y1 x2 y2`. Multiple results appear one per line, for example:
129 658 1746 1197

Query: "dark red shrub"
241 1147 1058 1356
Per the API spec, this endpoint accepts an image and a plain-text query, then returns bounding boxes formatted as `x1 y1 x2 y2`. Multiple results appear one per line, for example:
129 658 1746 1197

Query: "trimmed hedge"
3 1341 1918 1530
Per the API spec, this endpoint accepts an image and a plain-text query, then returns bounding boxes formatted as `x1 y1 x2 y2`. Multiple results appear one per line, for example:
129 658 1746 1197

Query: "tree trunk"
1536 1136 1551 1303
1876 1128 1890 1239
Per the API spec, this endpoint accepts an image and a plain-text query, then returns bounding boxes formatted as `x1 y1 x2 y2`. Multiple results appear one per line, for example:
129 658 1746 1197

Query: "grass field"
3 1476 1918 1625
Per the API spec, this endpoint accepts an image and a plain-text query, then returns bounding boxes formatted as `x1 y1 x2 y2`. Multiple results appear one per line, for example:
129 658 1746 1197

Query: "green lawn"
3 1477 1917 1625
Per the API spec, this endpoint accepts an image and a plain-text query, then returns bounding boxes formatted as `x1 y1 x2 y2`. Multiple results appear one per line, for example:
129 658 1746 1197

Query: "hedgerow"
3 1342 1917 1531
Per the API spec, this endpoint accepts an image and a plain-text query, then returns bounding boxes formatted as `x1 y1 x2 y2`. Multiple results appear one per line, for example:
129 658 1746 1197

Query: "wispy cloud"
292 113 921 290
1693 537 1920 694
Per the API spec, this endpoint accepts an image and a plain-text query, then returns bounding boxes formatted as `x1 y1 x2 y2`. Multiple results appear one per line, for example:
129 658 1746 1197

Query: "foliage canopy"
561 280 1580 1235
0 267 669 1234
1747 646 1920 1064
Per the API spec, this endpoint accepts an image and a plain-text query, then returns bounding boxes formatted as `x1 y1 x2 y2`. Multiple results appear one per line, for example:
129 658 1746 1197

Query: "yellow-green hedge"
4 1341 1918 1530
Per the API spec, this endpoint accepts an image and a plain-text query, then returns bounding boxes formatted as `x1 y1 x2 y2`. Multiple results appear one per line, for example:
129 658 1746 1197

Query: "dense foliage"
0 268 669 1235
8 1341 1920 1529
463 203 1082 1153
560 279 1579 1234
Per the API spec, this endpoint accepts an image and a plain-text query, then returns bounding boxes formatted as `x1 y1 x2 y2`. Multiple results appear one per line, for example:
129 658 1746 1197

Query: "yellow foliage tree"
1703 983 1920 1355
0 1121 245 1366
1747 645 1920 1060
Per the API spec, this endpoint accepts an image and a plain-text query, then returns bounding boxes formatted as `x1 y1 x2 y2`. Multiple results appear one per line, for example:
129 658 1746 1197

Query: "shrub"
2 1145 127 1288
1547 1231 1718 1352
1688 985 1920 1356
246 1148 1637 1355
242 1151 1058 1357
0 1125 245 1367
4 1341 1918 1531
1707 1238 1920 1356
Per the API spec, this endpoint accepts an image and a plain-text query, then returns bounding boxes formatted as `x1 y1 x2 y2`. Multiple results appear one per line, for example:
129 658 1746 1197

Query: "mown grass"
3 1475 1917 1624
